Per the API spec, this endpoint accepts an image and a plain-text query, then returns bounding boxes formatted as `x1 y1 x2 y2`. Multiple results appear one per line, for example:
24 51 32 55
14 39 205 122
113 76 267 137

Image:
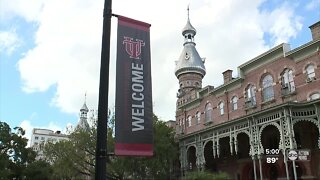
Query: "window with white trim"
231 96 238 111
181 118 184 129
262 74 274 101
306 64 315 79
218 102 224 115
187 116 192 127
205 103 213 122
281 69 295 93
309 93 320 101
245 84 256 107
196 111 201 124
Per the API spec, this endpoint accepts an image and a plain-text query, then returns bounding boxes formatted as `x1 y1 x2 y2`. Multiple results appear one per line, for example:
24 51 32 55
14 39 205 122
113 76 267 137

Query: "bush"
185 170 230 180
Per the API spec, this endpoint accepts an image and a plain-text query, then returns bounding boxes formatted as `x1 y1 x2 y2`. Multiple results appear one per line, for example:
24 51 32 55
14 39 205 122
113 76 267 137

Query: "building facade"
30 100 91 160
30 128 69 160
166 120 177 130
175 14 320 180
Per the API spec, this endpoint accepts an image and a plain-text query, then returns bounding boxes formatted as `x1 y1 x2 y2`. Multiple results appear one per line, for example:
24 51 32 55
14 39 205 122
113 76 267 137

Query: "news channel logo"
287 149 310 161
287 150 298 160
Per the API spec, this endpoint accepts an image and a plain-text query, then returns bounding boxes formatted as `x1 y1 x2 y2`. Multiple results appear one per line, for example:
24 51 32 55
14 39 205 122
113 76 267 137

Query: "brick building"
174 13 320 180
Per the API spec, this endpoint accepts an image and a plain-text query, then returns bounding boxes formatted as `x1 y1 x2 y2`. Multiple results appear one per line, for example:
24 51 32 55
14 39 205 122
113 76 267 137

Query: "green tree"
108 114 179 179
43 112 178 180
43 111 111 179
0 121 36 179
24 160 53 180
44 128 97 179
185 170 230 180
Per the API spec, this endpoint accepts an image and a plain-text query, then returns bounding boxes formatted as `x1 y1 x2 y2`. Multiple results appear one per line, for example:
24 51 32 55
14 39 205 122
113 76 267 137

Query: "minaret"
175 7 206 98
76 94 90 131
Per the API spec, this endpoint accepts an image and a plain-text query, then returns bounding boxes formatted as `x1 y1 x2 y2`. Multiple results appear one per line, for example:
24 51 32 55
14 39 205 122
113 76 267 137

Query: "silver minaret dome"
80 102 89 112
182 17 196 37
175 8 206 78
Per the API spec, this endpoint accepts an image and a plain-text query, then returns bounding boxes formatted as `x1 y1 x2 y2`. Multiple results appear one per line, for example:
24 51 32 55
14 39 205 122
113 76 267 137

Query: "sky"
0 0 319 143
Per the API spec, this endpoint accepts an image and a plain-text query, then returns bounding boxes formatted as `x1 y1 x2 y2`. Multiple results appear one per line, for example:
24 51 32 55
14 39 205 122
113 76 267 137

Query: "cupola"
175 7 206 79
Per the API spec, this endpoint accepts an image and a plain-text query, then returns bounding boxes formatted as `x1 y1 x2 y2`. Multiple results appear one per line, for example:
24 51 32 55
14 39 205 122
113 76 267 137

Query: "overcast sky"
1 0 319 142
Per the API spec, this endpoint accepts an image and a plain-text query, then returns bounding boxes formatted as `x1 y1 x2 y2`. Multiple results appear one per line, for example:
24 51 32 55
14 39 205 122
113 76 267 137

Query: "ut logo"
123 36 145 59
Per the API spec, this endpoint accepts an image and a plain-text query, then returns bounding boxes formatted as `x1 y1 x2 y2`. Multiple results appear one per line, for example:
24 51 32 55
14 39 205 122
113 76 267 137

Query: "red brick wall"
177 51 320 135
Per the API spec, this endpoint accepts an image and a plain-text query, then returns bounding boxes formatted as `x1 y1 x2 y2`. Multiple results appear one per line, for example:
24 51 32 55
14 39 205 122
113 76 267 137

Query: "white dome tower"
175 7 206 98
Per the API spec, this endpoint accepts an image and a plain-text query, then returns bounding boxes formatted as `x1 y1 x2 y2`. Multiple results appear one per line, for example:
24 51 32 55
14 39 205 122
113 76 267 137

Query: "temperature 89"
266 157 278 163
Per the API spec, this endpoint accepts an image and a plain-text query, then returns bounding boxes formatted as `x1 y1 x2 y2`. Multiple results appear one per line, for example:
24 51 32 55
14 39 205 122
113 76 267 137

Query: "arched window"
181 118 184 129
187 116 192 127
231 96 238 111
306 64 315 79
218 102 224 115
205 103 213 122
281 69 295 93
245 84 256 107
262 74 274 102
196 111 201 124
309 93 320 101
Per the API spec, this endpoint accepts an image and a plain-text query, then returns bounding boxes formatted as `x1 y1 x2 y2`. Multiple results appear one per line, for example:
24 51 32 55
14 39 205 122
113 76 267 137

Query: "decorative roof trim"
211 77 243 96
285 39 320 57
175 67 206 77
238 43 289 69
238 43 290 77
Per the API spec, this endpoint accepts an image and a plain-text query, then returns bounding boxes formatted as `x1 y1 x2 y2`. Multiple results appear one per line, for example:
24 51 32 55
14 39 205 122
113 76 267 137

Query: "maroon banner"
115 16 153 156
